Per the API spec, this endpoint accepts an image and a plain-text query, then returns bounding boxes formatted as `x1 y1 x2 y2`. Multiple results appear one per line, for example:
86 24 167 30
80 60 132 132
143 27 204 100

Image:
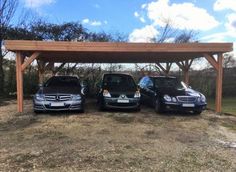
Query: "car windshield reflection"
154 78 187 90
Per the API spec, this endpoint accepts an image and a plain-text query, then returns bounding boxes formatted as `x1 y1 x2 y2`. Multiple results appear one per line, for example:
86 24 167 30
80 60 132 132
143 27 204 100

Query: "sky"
14 0 236 54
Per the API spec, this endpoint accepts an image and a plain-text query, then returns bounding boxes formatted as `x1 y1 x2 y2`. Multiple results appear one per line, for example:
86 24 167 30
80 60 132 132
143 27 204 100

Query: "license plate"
117 99 129 103
51 102 64 107
182 104 195 107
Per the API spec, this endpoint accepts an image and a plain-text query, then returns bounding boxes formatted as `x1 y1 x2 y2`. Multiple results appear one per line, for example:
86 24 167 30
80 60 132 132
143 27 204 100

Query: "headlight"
172 97 177 102
35 94 44 101
72 95 81 101
200 95 206 102
134 90 141 98
103 90 111 98
81 88 85 95
164 95 171 102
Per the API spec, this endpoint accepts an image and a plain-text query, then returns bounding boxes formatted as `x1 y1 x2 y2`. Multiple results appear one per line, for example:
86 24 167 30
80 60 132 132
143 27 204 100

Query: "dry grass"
0 99 236 171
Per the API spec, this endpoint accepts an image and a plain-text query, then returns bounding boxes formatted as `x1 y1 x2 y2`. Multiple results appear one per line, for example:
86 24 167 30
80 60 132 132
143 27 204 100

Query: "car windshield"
154 78 187 90
103 74 136 91
44 77 80 87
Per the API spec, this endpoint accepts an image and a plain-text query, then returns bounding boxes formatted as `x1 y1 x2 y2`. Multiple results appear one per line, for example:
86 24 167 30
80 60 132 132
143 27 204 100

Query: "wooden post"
37 61 45 84
16 52 24 112
204 53 223 113
176 59 193 85
183 69 189 85
216 53 223 113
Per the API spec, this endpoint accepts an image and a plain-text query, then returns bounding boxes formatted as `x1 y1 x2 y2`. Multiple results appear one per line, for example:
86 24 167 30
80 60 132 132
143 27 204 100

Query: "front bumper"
33 99 84 111
163 102 207 112
103 97 140 109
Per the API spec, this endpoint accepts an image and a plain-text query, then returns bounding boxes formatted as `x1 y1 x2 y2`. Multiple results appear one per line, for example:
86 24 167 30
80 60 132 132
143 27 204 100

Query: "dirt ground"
0 99 236 172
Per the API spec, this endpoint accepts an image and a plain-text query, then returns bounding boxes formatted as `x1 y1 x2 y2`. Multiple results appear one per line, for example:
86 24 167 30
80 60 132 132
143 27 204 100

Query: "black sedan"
97 73 141 110
33 76 85 113
139 76 207 114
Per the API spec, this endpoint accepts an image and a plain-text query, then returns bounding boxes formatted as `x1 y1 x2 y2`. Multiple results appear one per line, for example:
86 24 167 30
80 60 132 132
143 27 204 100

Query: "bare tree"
223 53 236 68
0 0 18 96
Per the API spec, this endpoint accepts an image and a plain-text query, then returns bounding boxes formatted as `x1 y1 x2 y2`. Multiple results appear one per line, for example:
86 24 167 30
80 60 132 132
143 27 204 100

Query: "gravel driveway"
0 99 236 171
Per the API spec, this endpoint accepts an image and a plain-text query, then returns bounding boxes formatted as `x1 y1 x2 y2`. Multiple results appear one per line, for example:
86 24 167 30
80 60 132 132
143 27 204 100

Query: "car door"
144 78 156 105
139 77 148 102
139 77 155 104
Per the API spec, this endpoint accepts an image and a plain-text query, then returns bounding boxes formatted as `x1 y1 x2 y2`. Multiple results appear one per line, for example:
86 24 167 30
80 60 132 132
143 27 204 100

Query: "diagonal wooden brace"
21 52 41 71
204 53 218 70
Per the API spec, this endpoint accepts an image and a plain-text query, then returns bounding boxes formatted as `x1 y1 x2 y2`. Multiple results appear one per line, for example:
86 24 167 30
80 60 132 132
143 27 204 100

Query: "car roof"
53 75 79 78
103 73 133 77
149 76 176 79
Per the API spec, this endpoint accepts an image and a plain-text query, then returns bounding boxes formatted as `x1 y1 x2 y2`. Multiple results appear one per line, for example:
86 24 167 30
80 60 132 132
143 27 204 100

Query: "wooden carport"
4 40 233 113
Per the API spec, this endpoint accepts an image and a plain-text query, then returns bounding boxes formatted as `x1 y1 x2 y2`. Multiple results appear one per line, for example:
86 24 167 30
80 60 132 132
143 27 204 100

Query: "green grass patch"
207 97 236 115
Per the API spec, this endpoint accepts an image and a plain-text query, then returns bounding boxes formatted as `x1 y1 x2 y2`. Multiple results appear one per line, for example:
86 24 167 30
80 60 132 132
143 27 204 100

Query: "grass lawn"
207 97 236 115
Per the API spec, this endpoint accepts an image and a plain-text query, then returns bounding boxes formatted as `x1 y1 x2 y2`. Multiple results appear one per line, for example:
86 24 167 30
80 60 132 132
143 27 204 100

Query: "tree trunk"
0 39 5 96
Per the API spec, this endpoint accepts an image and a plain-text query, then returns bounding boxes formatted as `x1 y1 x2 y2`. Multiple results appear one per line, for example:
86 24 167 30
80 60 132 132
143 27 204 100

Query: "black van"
97 73 141 110
139 76 207 114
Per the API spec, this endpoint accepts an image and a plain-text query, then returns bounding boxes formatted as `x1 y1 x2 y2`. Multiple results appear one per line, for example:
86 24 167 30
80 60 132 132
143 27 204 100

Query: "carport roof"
5 40 233 63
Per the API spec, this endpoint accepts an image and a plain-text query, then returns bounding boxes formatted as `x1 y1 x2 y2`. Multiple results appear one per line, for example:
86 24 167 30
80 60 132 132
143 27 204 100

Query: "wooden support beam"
204 53 218 70
45 62 54 71
216 53 223 113
176 59 193 85
37 60 45 84
184 70 189 85
176 61 185 71
53 63 66 75
156 63 172 76
16 52 24 112
21 52 40 71
204 53 223 113
71 63 78 71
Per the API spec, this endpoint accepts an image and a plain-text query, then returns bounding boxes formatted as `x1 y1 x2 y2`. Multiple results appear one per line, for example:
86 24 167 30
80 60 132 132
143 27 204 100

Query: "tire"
80 109 85 113
154 98 163 113
98 100 105 111
193 110 202 115
135 106 141 112
34 110 42 114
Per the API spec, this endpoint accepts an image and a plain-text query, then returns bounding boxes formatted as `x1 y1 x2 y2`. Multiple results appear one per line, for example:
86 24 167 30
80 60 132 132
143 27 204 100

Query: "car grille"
110 94 134 98
45 94 72 101
177 96 197 103
45 104 70 109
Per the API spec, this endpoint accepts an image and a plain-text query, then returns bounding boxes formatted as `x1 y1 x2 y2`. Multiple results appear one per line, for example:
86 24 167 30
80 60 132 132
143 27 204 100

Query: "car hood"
157 87 201 97
38 87 81 95
104 86 136 92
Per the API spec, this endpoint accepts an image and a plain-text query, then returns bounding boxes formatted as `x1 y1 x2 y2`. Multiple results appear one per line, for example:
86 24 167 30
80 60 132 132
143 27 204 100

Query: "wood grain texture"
4 40 233 63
